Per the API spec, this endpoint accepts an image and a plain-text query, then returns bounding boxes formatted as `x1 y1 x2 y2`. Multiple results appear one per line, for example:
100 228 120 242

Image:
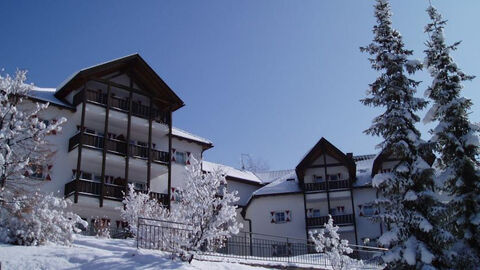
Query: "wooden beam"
350 188 359 246
91 78 174 109
100 83 111 207
323 152 331 215
74 87 87 203
167 111 173 209
124 80 133 194
147 96 153 190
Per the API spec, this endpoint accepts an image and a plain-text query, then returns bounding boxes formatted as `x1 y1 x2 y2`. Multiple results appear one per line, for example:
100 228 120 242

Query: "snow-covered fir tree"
309 215 354 270
175 156 241 262
360 0 452 268
424 5 480 268
0 70 65 191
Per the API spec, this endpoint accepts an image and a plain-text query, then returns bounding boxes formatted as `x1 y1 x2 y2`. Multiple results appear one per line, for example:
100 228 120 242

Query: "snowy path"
0 236 271 270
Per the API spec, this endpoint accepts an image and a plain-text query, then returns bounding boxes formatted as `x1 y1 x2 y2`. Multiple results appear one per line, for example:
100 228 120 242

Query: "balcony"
306 214 354 227
65 179 169 205
68 132 169 164
73 88 169 124
304 179 350 192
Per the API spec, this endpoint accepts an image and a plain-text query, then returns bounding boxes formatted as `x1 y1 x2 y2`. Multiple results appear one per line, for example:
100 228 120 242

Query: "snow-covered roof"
252 170 300 196
254 170 296 184
353 154 376 187
172 127 213 147
28 87 75 109
56 53 140 92
202 161 262 184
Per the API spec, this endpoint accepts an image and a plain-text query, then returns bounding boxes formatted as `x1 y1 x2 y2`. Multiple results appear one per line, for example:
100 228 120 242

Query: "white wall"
245 193 307 240
226 179 261 207
352 188 382 245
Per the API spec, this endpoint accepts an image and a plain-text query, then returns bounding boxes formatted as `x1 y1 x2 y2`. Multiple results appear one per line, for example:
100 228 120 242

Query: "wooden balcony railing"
73 89 169 124
68 132 169 164
304 179 350 192
65 179 168 205
306 214 354 227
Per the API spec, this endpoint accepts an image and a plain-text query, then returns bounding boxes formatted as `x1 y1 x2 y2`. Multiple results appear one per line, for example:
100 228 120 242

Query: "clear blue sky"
1 1 479 170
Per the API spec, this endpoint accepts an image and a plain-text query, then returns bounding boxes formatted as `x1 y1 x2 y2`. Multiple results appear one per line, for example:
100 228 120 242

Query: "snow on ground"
0 235 270 270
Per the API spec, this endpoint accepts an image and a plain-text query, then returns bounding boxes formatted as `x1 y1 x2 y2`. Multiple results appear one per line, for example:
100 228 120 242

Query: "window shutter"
270 211 275 223
358 204 364 216
186 152 191 165
285 210 291 222
171 148 176 162
307 208 313 218
171 187 176 201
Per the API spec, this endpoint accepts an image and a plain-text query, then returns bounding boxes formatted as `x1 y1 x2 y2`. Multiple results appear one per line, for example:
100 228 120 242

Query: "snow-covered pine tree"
360 0 452 268
0 70 65 191
175 156 241 262
309 215 354 270
424 5 480 268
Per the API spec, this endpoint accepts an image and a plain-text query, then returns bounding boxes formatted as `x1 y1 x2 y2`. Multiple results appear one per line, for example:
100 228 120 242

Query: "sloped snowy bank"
0 235 272 270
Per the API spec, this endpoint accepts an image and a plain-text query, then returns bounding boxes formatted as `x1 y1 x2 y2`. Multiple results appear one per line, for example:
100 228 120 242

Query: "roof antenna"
241 153 251 170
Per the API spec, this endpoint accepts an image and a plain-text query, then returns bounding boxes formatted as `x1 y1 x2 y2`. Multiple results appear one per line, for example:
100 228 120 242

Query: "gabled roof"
54 54 184 111
295 137 356 182
371 148 435 177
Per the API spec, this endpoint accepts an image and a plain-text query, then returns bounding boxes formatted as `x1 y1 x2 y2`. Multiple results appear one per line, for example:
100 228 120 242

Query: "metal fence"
136 217 385 269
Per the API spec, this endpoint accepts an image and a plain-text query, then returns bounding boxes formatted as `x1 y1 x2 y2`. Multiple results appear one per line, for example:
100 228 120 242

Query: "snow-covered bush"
0 190 87 246
309 215 354 270
119 184 171 236
0 70 65 191
174 156 242 262
92 217 111 238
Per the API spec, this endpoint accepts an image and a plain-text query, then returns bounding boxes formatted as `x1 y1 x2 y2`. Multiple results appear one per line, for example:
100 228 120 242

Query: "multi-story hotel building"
28 54 213 229
26 54 415 249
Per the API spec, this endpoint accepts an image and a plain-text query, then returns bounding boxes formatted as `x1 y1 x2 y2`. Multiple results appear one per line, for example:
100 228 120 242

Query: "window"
312 209 321 217
313 175 324 183
327 174 338 181
29 164 44 179
94 174 102 182
82 172 92 180
362 205 375 217
275 212 285 223
130 182 146 191
175 151 186 164
271 210 291 223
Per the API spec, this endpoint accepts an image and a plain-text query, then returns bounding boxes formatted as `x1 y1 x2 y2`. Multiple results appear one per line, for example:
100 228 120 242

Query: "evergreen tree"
361 0 451 268
424 5 480 268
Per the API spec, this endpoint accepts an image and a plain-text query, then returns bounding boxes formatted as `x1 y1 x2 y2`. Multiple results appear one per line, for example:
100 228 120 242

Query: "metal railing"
64 179 168 204
307 214 354 227
304 179 350 191
136 218 384 268
73 88 169 124
68 132 169 164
